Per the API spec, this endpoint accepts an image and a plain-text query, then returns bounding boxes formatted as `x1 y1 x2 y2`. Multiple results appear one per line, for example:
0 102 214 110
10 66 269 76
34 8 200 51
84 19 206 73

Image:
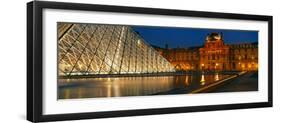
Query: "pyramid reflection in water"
58 23 175 76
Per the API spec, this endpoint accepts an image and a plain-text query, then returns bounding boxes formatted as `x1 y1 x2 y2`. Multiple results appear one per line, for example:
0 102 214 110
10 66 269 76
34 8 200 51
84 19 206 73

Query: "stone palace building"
155 33 258 71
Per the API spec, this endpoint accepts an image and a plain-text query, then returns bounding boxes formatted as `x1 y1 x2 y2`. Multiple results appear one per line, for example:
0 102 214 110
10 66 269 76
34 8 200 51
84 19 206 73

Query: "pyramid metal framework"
58 23 175 76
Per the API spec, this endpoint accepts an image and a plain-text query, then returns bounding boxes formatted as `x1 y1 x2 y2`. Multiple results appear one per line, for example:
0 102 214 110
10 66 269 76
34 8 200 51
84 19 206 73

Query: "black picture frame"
27 1 273 122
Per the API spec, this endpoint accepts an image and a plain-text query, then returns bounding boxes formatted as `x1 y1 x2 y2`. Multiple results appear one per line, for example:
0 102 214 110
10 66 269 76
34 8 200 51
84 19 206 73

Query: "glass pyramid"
58 23 175 76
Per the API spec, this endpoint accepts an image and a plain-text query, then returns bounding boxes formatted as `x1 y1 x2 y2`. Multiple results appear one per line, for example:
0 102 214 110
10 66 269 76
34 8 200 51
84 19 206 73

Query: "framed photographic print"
27 1 273 122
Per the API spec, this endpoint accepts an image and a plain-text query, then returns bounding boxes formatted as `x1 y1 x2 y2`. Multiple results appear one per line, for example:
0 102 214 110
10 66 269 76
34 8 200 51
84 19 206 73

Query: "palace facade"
155 33 258 71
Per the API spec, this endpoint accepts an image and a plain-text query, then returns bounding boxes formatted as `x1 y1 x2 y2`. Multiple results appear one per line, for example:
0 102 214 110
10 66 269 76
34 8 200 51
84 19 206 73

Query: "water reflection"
215 73 219 81
200 74 205 85
58 74 230 99
185 75 189 86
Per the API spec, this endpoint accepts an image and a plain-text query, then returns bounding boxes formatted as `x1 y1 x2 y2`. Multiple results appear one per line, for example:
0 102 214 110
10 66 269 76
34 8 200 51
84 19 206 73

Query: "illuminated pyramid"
58 23 175 76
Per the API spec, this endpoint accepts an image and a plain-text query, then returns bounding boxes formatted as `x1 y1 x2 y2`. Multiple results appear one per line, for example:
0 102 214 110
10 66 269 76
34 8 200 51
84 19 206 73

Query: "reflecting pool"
58 73 231 99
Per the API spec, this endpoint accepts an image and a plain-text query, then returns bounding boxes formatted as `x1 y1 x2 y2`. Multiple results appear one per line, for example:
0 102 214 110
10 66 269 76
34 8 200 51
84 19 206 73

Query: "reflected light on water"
200 74 205 85
215 73 219 81
59 74 231 99
64 89 70 99
185 76 189 86
78 88 82 98
107 84 112 97
113 81 120 97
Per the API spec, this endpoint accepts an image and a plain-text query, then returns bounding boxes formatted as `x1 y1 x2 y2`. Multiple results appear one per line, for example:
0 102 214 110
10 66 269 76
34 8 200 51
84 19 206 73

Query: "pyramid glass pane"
58 23 175 76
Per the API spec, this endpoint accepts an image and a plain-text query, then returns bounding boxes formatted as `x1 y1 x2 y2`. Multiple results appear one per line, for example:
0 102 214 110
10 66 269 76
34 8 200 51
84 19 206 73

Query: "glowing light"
107 84 112 97
185 76 189 85
214 35 221 40
137 39 141 45
215 73 219 81
200 74 205 85
58 24 175 76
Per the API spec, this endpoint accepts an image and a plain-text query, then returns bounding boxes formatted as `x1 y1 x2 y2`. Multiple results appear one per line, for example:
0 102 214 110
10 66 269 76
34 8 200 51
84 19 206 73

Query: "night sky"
132 26 258 48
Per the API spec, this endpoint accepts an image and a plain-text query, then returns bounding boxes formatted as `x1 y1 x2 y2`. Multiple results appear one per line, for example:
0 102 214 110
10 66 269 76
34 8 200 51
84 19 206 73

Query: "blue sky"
132 26 258 48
